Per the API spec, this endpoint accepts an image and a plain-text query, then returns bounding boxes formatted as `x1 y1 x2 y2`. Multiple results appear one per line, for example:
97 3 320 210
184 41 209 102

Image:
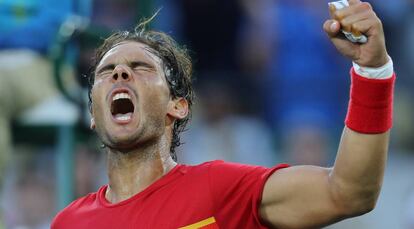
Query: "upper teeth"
113 92 131 101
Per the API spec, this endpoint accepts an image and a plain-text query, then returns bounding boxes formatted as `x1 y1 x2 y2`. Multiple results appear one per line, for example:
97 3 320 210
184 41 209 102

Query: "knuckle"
341 20 350 28
361 2 372 10
343 24 352 32
351 23 358 30
376 18 383 27
351 23 362 33
323 21 331 29
371 15 382 26
341 19 351 28
375 16 381 23
333 11 343 20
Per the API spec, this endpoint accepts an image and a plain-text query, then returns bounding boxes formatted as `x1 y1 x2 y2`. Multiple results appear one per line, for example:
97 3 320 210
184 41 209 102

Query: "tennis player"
52 0 395 228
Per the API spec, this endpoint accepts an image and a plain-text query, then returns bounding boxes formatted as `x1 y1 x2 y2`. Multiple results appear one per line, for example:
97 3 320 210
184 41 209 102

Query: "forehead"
97 41 162 68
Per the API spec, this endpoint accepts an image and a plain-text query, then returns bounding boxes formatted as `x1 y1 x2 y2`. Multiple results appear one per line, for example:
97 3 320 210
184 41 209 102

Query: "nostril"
122 72 129 80
113 73 119 80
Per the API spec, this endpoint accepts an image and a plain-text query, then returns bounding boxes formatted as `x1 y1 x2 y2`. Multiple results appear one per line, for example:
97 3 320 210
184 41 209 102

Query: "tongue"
114 112 133 121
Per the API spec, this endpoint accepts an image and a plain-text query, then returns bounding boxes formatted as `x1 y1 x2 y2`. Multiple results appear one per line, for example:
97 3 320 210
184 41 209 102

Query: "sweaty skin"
91 42 188 204
259 0 390 228
89 0 391 227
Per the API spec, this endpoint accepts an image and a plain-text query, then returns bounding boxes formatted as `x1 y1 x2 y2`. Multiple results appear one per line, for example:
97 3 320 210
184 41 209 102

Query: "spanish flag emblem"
179 217 219 229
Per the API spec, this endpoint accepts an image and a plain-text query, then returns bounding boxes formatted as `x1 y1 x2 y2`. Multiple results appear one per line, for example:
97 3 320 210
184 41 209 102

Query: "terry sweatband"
345 68 395 134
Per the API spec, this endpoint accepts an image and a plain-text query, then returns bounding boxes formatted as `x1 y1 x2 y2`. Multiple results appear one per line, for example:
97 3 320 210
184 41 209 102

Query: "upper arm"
260 165 349 228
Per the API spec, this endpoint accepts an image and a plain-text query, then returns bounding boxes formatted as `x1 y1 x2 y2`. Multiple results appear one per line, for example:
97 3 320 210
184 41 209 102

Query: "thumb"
323 19 359 61
323 19 341 38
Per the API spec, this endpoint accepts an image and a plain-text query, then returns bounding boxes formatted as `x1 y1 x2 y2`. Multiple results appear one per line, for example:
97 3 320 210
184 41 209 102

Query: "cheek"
141 74 171 101
91 83 109 116
140 82 170 114
144 90 169 113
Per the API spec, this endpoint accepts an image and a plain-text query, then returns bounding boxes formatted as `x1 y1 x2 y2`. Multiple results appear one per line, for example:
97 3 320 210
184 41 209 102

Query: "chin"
105 140 140 152
109 133 141 147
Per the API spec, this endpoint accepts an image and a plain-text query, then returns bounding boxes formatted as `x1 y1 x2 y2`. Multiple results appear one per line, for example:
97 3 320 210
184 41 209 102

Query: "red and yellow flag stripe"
179 217 219 229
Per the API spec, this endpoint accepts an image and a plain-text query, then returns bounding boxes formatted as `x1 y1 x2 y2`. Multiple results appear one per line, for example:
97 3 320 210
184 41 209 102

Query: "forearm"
329 61 394 214
330 127 389 213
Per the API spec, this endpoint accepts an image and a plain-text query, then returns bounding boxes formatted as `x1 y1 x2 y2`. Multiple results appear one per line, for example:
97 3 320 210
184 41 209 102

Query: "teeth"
113 92 131 101
114 113 132 121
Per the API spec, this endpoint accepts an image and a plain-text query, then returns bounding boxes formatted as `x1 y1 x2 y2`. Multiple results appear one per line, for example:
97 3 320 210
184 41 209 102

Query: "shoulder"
192 161 289 227
182 160 256 176
185 160 289 190
185 160 289 177
179 160 223 175
203 160 288 177
186 160 269 171
51 187 103 228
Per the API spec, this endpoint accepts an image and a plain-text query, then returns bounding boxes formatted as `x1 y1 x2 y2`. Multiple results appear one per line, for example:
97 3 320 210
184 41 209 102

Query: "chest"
58 168 265 229
71 184 219 229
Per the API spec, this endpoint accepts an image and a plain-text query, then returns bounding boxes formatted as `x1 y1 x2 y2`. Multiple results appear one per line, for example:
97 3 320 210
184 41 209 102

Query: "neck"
105 135 177 204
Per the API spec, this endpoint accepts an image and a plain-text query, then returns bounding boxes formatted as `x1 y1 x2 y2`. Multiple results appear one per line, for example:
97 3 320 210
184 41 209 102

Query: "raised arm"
259 1 395 228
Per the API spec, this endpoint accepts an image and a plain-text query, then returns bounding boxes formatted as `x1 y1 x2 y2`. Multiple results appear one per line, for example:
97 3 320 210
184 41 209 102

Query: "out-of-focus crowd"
0 0 413 228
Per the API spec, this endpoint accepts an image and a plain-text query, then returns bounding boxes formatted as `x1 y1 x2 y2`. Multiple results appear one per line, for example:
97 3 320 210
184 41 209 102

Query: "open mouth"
111 92 135 122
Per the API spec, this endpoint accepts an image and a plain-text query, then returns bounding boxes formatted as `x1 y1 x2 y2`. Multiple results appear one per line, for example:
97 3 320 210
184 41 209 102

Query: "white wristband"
352 56 394 79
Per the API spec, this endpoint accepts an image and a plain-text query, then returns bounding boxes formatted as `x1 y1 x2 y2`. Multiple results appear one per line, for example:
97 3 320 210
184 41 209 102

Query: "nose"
112 65 132 82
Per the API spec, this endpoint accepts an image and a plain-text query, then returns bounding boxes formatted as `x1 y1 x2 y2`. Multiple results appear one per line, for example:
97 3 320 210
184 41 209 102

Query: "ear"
167 97 189 120
90 117 96 130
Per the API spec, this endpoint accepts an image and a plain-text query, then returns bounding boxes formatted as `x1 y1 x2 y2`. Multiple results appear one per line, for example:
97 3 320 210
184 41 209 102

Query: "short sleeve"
208 161 289 228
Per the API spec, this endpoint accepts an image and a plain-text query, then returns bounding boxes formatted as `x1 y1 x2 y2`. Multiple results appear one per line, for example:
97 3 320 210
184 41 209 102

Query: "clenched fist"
323 0 389 68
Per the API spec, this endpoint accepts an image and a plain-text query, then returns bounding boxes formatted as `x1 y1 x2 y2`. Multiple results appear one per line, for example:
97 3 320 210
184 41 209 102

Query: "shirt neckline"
98 164 185 208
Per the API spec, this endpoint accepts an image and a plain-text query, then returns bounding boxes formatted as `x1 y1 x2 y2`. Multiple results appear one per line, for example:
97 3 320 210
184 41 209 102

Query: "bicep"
260 166 348 228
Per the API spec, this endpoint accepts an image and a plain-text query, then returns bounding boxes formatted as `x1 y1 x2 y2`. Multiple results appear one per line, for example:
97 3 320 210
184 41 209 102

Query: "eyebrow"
96 61 156 75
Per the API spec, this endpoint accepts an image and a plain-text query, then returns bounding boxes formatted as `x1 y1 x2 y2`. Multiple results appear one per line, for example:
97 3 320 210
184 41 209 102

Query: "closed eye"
95 61 156 77
130 61 156 73
96 64 115 76
132 66 151 72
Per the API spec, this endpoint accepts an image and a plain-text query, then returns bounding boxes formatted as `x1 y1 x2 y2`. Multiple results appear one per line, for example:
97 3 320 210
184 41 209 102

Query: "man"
52 0 395 228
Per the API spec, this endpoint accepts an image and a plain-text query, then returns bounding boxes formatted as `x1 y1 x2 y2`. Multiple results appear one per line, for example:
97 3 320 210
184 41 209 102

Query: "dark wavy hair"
88 15 194 161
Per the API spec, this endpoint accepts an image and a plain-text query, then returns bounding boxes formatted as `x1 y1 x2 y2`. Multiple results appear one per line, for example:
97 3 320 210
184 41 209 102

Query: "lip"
109 87 134 101
111 114 134 125
108 87 136 125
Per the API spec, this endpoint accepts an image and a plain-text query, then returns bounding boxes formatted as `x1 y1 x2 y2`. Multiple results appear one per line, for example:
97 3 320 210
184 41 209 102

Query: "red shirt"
51 160 289 229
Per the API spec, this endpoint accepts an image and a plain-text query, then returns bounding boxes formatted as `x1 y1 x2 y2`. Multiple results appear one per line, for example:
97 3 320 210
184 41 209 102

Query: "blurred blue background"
0 0 413 228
